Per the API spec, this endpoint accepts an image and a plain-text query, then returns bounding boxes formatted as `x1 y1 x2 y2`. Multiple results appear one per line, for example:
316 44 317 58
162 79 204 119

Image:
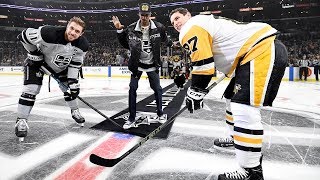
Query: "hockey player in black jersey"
15 17 89 142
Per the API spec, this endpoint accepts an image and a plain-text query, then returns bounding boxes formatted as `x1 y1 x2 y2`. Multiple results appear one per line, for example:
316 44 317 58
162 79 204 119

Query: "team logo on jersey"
36 71 43 78
142 40 151 54
52 54 72 68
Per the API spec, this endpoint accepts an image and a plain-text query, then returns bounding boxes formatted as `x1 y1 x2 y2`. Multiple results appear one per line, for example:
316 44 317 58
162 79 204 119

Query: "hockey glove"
68 79 80 100
186 87 209 113
174 74 186 87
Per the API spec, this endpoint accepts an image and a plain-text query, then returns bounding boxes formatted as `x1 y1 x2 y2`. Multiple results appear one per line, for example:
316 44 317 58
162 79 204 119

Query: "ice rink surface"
0 75 319 180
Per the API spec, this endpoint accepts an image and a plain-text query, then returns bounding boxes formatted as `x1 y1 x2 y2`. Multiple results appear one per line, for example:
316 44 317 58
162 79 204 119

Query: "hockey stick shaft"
206 74 226 91
89 74 226 167
40 66 124 129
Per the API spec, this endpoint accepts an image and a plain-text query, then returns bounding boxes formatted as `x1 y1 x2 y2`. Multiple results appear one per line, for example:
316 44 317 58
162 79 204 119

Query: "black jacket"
117 20 172 76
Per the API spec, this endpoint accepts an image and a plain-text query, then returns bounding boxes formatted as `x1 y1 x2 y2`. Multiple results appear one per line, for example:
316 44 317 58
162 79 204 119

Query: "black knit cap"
139 3 151 15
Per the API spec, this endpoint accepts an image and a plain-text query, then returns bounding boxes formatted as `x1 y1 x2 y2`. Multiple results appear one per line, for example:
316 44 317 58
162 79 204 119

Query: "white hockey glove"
186 87 209 113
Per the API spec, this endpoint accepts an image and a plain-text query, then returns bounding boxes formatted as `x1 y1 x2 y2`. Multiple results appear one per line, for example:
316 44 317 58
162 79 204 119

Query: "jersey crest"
52 54 72 68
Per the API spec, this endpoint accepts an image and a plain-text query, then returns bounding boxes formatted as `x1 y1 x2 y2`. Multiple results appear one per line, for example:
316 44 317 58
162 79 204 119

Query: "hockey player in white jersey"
15 17 89 141
170 8 288 180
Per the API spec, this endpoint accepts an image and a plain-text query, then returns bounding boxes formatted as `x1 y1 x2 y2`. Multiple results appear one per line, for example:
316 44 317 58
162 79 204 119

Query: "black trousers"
128 70 163 121
299 67 308 80
314 65 319 81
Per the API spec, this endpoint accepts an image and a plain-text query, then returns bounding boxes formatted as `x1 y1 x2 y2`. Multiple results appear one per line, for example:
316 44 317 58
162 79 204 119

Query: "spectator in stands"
298 54 311 81
161 56 169 79
168 58 174 79
313 55 319 81
111 3 172 129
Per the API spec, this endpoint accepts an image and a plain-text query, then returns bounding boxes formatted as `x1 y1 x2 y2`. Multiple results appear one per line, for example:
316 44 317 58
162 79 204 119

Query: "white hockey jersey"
178 14 277 76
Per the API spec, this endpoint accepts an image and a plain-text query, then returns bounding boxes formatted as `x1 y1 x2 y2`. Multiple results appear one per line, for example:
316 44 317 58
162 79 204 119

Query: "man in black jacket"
112 3 172 129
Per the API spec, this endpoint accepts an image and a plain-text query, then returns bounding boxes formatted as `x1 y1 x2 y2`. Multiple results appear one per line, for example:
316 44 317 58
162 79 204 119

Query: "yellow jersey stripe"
234 135 263 144
191 67 215 75
226 114 233 121
227 25 273 76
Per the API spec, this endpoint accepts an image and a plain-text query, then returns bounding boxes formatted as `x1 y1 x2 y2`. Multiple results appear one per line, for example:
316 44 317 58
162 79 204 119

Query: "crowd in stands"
0 28 319 68
278 31 320 67
84 32 129 66
0 30 25 66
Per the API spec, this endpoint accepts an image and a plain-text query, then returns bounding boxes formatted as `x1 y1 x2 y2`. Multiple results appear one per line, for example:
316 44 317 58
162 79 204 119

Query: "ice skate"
217 164 263 180
218 155 264 180
71 109 85 127
15 118 29 142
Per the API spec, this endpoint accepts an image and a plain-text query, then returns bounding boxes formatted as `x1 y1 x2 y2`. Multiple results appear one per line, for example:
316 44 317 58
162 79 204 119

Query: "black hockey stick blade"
89 75 226 167
89 154 120 167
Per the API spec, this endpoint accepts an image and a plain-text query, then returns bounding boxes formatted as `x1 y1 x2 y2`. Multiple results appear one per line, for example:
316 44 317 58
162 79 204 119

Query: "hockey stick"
89 74 226 167
40 66 124 129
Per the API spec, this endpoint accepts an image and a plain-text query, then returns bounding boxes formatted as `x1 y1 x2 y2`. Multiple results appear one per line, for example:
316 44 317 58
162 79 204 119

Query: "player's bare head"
68 16 86 32
169 8 191 32
65 16 85 42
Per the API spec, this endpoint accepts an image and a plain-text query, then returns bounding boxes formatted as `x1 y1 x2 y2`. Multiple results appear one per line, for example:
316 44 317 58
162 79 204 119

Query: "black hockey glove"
186 87 209 113
24 51 44 68
68 79 80 100
174 74 186 87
